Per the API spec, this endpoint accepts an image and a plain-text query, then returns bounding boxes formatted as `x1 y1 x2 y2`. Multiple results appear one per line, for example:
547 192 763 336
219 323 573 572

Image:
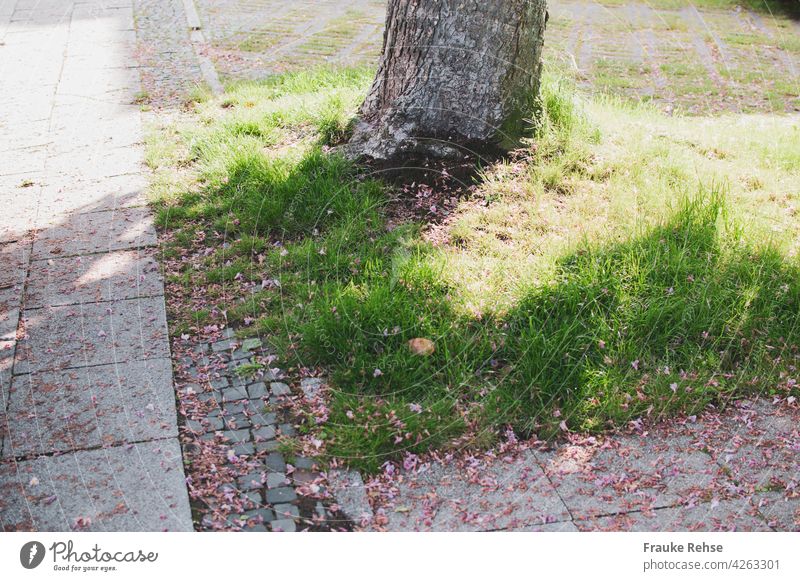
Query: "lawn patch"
151 66 800 473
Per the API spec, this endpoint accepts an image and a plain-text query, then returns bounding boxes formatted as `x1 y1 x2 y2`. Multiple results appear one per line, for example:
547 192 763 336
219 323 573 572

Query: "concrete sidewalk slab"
575 499 771 532
26 250 162 308
3 358 177 458
539 434 725 520
16 297 170 373
0 438 192 531
31 206 157 259
376 451 571 532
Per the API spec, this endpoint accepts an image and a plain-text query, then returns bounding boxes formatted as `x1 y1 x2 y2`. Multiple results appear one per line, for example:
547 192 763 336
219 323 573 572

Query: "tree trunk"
346 0 548 163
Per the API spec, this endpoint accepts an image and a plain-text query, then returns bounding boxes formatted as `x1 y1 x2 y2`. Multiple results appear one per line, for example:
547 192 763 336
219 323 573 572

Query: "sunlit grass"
149 65 800 472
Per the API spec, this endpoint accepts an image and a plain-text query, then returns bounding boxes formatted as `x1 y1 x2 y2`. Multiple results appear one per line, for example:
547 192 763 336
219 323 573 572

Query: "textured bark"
347 0 548 162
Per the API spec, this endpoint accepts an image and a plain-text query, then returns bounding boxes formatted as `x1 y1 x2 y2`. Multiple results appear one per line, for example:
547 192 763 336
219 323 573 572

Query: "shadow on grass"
293 185 800 471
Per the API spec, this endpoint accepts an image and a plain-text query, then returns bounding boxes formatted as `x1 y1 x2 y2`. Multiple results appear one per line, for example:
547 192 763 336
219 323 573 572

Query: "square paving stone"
0 438 192 531
2 358 176 458
16 296 169 372
255 440 280 453
264 452 286 472
244 508 275 524
273 503 300 519
253 425 276 442
271 519 296 532
32 206 156 260
379 451 570 532
221 429 250 443
270 382 290 396
266 487 297 504
26 250 163 308
540 434 726 520
575 499 771 532
247 382 268 399
232 442 255 456
221 385 248 402
266 472 287 489
238 471 265 491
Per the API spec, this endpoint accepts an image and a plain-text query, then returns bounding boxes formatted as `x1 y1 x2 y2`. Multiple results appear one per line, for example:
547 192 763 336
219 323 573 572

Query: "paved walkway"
332 399 799 531
0 0 191 531
178 0 800 113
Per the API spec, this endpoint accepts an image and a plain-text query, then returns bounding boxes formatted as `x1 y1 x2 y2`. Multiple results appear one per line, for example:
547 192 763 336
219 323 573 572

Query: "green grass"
151 66 800 473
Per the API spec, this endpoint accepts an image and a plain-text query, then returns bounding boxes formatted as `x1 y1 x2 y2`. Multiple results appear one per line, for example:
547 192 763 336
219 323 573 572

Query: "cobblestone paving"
182 0 800 113
133 0 204 107
173 330 351 531
0 0 192 531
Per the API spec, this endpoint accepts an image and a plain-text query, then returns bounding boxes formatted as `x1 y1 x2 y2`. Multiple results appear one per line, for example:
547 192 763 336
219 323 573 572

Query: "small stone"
242 338 262 351
243 524 267 532
266 487 297 504
241 491 262 508
238 472 264 490
262 368 280 381
270 382 291 396
278 423 296 437
265 452 286 472
221 429 250 443
185 419 205 433
209 377 229 390
247 382 268 399
292 456 315 470
212 339 236 352
182 382 202 394
253 425 276 442
192 343 209 354
222 385 248 401
255 440 281 453
315 501 326 520
233 442 255 456
207 416 224 430
223 328 236 339
292 469 315 485
253 412 277 426
266 472 287 489
300 377 324 399
274 503 300 519
196 391 222 405
231 349 252 360
223 401 249 415
271 519 296 532
244 508 275 523
224 414 251 430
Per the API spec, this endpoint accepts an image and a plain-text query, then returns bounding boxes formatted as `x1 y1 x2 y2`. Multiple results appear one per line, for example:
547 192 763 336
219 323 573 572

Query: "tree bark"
346 0 548 163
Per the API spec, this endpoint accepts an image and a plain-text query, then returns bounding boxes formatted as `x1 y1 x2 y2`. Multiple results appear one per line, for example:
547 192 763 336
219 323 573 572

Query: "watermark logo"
20 541 46 569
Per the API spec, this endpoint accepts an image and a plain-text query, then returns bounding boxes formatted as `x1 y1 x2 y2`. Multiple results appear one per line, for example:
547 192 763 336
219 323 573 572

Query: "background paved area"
150 0 800 113
0 0 191 531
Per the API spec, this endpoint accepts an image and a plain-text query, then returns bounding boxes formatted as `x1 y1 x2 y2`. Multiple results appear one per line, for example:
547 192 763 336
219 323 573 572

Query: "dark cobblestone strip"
175 330 352 531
